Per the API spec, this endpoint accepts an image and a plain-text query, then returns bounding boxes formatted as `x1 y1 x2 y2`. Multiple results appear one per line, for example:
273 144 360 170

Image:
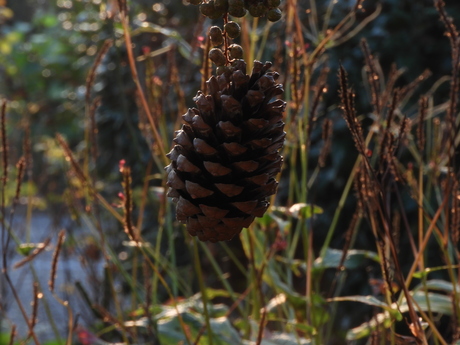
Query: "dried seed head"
209 26 224 46
228 5 247 17
267 7 282 21
225 21 241 39
215 0 229 11
209 48 227 66
200 2 216 16
248 3 268 17
228 44 244 59
266 0 281 7
228 0 244 7
199 1 225 18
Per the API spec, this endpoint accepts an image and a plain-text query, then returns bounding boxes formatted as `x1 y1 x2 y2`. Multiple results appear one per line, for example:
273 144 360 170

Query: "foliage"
1 0 460 344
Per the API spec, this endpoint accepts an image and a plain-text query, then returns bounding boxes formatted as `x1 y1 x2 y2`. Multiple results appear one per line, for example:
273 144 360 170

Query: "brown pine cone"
165 60 285 242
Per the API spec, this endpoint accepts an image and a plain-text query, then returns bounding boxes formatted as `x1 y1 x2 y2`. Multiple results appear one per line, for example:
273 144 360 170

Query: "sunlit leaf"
288 203 323 219
343 292 453 340
16 242 46 256
272 203 323 220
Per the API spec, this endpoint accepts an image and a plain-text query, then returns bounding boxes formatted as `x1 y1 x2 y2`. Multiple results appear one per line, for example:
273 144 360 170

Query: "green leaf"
255 213 290 234
16 242 45 256
272 203 323 220
329 295 401 319
412 279 459 294
288 203 323 219
258 332 312 345
407 291 453 315
240 228 266 269
157 309 242 344
343 292 453 340
313 248 380 270
203 288 232 300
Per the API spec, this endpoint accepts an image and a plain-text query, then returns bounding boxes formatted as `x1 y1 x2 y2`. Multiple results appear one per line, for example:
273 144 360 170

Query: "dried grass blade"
1 99 8 188
56 133 87 184
8 325 16 345
121 165 137 241
361 39 381 115
49 230 66 293
27 282 40 339
319 118 333 167
338 65 366 156
417 96 428 154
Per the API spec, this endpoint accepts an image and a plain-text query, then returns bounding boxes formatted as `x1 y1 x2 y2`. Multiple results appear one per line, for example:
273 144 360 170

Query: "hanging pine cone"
165 60 286 242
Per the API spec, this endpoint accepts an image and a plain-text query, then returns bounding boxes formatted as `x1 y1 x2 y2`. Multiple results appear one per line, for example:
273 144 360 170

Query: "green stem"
193 238 214 345
320 132 374 257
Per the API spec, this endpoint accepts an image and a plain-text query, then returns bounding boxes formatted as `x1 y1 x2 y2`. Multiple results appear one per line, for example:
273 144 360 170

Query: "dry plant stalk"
8 325 16 345
417 96 428 153
56 133 87 185
26 282 40 339
361 39 382 115
85 39 112 162
338 65 366 156
1 100 8 187
49 230 66 293
319 118 333 168
121 164 138 241
435 0 460 157
340 46 431 340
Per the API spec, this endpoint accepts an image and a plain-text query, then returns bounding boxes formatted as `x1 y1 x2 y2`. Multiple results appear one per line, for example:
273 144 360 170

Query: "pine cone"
165 60 286 242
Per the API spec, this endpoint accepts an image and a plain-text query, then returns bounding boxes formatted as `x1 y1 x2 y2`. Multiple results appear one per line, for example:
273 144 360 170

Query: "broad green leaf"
344 291 453 340
412 279 460 294
346 310 394 340
259 332 312 345
158 309 242 344
329 295 401 319
314 248 380 270
407 291 453 316
264 264 306 309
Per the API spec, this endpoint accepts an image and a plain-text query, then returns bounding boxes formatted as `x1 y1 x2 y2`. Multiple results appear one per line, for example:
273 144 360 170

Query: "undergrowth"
1 0 460 344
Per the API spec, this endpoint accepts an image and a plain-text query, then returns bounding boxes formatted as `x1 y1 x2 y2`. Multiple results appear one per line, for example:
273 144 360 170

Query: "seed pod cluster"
207 24 244 68
165 60 286 242
189 0 283 22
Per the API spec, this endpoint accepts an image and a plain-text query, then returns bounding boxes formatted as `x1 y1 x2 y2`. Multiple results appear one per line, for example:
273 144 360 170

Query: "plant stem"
193 238 214 345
